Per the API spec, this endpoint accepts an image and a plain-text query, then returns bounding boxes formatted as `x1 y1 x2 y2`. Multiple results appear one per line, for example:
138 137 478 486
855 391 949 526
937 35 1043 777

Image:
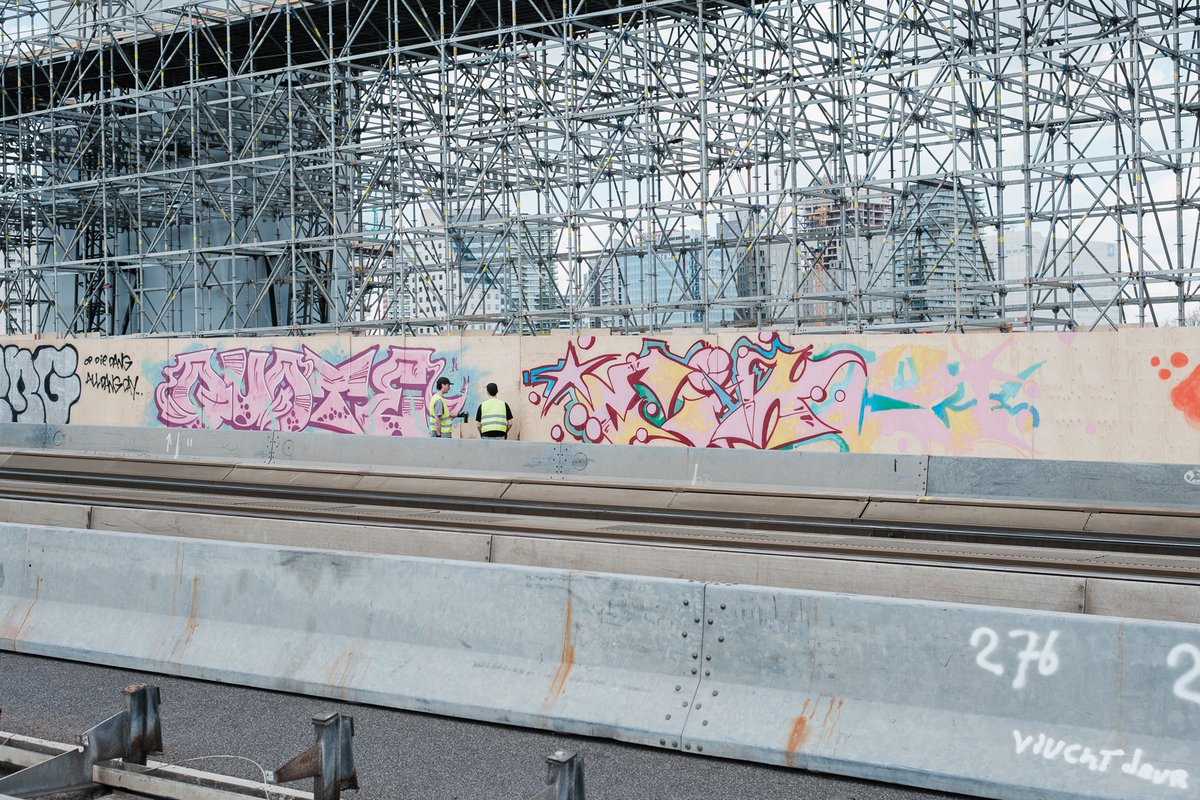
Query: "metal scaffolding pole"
0 0 1198 337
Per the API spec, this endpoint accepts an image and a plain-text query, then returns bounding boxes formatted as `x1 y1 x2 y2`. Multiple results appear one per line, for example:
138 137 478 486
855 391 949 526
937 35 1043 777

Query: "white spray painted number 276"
970 628 1060 689
1168 643 1200 706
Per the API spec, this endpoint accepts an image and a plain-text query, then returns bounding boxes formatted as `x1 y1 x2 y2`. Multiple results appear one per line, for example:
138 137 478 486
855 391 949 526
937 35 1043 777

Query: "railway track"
0 452 1198 591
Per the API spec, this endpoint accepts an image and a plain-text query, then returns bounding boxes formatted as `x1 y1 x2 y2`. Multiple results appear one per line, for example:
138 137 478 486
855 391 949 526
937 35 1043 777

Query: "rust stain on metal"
786 696 845 766
785 715 809 768
325 651 365 698
544 581 576 706
167 576 201 664
822 696 843 726
184 576 201 638
821 697 846 745
6 574 42 644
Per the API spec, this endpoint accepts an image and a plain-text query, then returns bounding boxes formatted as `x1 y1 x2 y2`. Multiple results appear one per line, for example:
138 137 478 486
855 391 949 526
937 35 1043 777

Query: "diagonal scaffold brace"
268 712 357 800
0 683 162 798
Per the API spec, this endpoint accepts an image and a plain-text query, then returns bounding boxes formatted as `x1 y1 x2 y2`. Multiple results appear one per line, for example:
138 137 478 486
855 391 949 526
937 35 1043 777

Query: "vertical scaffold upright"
0 0 1197 336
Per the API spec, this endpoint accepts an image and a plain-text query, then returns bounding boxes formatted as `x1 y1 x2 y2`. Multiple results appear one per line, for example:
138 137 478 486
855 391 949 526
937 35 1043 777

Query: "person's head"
486 382 498 397
436 377 451 392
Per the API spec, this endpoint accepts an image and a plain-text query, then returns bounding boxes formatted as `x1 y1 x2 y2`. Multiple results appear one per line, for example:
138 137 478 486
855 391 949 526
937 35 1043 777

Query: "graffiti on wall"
83 351 142 398
1152 351 1200 428
0 344 82 423
523 333 1042 452
154 344 465 435
854 339 1043 454
523 333 868 448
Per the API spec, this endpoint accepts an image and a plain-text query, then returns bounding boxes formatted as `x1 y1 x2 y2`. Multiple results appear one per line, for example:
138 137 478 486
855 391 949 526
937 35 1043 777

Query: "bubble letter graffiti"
154 345 465 436
0 345 82 423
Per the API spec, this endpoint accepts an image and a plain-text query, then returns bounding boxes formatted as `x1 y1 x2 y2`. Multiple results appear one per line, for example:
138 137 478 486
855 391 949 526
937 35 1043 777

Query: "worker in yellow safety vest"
475 382 513 439
428 377 456 438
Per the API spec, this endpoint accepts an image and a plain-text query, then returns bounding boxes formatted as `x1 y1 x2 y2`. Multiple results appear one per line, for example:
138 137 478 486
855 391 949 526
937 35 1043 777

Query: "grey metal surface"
270 713 357 800
685 586 1199 800
1 523 1196 799
0 685 162 797
530 751 585 800
926 456 1200 511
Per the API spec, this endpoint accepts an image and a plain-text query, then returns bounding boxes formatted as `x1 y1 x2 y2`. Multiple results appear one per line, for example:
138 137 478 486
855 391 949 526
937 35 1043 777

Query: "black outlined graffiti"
83 352 134 371
0 344 83 423
86 371 140 398
83 349 140 398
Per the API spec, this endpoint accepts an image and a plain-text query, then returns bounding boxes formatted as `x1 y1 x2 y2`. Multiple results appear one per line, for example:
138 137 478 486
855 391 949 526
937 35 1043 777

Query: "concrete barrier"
926 455 1200 511
686 584 1200 800
4 423 1199 516
0 524 702 745
0 423 931 497
1 524 1196 799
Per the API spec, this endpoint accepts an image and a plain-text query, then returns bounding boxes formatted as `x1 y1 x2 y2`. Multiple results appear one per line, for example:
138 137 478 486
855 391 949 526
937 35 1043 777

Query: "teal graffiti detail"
988 360 1044 427
990 382 1041 427
931 383 978 427
865 393 923 413
894 354 920 388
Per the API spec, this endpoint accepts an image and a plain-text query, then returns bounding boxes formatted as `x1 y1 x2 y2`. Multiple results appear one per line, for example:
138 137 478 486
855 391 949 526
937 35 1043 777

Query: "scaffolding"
0 0 1198 336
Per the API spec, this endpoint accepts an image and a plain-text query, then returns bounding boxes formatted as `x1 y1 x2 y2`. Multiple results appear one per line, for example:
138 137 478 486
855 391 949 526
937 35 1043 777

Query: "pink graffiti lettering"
524 334 1040 453
523 334 866 449
154 345 465 436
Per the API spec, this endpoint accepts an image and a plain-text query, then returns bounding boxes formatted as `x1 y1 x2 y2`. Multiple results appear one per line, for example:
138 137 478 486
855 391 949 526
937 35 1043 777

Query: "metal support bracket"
269 713 357 800
530 751 585 800
0 683 162 798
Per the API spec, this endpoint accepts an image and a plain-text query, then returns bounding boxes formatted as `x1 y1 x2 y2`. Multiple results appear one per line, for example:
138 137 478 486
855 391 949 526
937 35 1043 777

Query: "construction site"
0 0 1196 336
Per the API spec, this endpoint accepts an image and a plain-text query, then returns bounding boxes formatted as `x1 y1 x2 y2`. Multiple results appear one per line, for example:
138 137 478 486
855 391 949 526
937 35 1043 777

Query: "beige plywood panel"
861 499 1091 531
501 482 674 508
1111 326 1200 465
89 506 491 561
1019 330 1120 464
73 338 173 428
668 491 869 520
457 335 526 440
1084 578 1200 623
0 498 91 528
490 535 1086 612
10 326 1200 465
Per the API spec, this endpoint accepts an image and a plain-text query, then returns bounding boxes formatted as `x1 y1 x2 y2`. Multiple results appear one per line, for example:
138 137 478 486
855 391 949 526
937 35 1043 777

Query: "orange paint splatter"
1170 364 1200 428
1152 356 1162 367
785 716 809 768
1160 369 1172 381
1172 352 1190 369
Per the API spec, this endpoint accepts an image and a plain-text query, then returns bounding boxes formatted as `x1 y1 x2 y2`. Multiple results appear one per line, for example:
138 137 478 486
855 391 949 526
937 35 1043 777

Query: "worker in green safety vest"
428 377 456 438
475 382 513 440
